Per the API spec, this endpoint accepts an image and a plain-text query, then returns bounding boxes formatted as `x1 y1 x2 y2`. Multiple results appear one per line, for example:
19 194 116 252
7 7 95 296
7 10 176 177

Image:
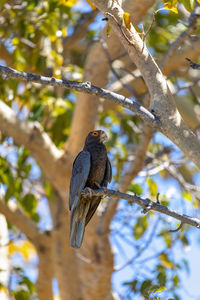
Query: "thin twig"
63 9 98 53
142 12 156 41
169 222 183 233
99 38 138 97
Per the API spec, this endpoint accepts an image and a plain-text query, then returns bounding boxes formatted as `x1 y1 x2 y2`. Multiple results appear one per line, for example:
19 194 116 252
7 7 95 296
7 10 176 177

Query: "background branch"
0 100 70 196
0 197 42 244
63 9 98 54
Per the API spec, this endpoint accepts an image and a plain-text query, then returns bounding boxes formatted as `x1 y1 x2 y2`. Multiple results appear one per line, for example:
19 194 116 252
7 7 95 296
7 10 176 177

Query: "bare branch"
63 10 98 53
82 188 200 229
115 217 160 271
99 38 138 97
0 65 158 126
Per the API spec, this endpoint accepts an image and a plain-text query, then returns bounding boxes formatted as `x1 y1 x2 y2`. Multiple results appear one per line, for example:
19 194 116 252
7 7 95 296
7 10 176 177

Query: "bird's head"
85 130 108 144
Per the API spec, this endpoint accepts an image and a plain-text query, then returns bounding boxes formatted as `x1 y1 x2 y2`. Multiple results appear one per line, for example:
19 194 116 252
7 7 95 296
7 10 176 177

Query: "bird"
69 130 112 248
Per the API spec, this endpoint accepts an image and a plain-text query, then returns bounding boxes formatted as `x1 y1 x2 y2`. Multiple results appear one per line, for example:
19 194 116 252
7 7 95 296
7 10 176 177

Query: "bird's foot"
102 186 108 194
81 187 93 198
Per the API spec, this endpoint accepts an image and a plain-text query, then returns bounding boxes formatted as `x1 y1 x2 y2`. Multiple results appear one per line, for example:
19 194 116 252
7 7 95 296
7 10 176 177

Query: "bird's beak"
100 131 108 142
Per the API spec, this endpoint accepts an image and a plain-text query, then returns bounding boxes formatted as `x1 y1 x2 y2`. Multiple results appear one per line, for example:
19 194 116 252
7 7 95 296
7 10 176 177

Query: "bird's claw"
81 187 93 198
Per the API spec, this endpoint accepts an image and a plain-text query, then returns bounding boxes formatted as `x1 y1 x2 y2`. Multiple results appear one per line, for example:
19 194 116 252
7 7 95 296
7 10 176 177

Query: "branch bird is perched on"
69 130 112 248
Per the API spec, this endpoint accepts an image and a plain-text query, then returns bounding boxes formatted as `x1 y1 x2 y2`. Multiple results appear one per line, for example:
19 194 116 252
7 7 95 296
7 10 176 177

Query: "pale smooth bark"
91 0 200 171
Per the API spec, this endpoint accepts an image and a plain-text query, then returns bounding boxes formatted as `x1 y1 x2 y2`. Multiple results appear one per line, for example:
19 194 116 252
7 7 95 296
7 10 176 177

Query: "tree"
0 0 200 299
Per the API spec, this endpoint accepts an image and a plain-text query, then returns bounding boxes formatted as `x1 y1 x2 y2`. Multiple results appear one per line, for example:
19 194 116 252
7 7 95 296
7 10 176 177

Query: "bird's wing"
69 150 91 211
102 157 112 187
85 196 101 226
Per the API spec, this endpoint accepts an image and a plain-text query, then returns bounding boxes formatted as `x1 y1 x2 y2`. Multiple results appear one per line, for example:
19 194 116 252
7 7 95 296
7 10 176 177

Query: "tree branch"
161 6 200 69
82 188 200 229
99 124 152 233
119 124 153 192
63 9 98 53
63 0 155 159
90 0 200 171
0 65 158 127
0 100 71 196
0 197 42 244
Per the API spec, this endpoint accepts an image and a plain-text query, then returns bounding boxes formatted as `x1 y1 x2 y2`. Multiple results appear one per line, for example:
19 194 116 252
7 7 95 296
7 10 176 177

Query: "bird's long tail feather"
70 218 86 248
70 201 90 248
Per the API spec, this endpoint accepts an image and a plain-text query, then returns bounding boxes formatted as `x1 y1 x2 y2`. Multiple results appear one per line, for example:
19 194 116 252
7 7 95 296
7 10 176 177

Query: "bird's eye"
92 131 98 136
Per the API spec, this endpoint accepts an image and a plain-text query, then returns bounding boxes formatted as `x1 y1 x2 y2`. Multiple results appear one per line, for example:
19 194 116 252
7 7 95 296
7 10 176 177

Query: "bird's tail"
70 217 86 248
70 202 90 248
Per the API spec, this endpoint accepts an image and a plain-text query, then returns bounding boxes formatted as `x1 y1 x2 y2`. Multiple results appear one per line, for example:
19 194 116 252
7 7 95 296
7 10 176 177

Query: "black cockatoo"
69 130 112 248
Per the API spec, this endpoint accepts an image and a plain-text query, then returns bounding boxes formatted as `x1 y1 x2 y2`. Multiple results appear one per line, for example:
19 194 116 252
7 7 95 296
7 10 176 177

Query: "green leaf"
173 274 179 287
180 0 195 12
157 271 167 286
182 191 192 202
128 183 142 195
163 232 172 248
147 178 157 197
140 280 152 295
5 186 14 202
152 285 167 294
19 276 35 295
159 253 174 268
22 193 37 213
134 215 148 240
13 290 30 300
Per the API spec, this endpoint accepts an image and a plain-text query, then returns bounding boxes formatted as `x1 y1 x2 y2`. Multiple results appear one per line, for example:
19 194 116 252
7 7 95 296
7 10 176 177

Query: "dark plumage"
69 130 112 248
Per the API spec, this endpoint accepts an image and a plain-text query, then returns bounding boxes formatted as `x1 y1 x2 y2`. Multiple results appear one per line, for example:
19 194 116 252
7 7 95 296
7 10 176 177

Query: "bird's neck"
84 142 106 152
